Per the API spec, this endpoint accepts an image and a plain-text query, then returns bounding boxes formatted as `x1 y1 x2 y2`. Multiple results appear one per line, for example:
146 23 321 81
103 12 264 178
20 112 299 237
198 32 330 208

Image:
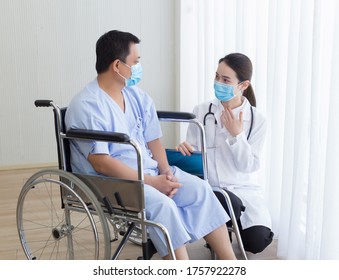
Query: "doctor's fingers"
224 107 235 120
239 111 244 122
176 141 194 151
220 111 231 126
176 143 193 156
221 111 230 123
182 141 194 151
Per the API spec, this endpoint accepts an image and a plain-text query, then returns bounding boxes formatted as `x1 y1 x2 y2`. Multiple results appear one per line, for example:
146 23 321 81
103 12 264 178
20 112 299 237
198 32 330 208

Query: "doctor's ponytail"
219 53 256 107
243 84 256 107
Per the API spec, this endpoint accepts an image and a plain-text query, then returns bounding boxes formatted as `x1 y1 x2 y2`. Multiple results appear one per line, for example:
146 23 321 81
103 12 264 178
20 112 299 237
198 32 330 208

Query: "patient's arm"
147 138 171 174
147 138 182 197
88 153 138 180
88 153 181 197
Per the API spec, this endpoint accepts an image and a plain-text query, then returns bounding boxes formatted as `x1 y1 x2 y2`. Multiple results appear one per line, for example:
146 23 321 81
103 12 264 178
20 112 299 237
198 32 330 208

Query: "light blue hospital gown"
65 79 230 257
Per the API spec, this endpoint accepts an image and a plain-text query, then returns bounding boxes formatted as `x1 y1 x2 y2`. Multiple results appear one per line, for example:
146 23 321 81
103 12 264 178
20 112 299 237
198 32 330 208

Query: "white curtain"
179 0 339 259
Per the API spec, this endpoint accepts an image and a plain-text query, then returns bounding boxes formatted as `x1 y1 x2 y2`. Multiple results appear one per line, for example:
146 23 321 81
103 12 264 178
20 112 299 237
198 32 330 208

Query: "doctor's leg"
240 225 274 254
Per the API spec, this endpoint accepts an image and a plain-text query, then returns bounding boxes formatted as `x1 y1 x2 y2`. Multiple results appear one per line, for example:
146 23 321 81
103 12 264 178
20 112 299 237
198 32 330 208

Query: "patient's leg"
163 246 189 260
204 224 237 260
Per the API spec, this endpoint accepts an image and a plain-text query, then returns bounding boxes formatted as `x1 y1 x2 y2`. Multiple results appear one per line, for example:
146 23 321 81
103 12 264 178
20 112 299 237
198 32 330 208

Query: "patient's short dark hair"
95 30 140 74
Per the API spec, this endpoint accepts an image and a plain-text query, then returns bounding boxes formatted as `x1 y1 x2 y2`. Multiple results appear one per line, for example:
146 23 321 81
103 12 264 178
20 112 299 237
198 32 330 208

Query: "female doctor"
177 53 274 254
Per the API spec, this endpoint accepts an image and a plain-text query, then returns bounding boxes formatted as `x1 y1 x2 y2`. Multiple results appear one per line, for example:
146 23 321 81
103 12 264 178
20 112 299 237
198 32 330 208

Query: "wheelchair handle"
157 111 196 120
35 100 54 107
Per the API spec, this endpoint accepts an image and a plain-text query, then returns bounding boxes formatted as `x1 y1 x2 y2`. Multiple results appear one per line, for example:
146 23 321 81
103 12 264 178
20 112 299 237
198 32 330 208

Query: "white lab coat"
186 97 272 229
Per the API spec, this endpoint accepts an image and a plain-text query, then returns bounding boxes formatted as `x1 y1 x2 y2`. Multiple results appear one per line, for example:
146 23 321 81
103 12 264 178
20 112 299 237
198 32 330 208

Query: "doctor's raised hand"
220 107 243 137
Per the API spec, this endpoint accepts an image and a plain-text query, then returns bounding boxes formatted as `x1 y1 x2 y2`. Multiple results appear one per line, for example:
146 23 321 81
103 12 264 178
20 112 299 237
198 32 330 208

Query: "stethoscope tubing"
203 103 254 140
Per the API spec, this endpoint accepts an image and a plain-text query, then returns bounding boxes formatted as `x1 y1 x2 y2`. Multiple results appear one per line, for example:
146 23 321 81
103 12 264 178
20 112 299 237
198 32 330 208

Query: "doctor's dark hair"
95 30 140 74
219 53 256 107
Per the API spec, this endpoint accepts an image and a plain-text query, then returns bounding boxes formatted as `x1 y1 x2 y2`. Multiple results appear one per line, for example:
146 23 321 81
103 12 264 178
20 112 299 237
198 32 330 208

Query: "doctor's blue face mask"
214 80 242 102
119 62 143 86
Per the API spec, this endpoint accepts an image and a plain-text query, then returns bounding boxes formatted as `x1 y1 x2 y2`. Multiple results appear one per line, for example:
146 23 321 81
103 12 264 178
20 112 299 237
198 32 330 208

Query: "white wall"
0 0 178 168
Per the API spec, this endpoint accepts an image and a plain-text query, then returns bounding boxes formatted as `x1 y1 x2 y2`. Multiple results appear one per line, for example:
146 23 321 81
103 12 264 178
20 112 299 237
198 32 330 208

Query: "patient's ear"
111 59 121 72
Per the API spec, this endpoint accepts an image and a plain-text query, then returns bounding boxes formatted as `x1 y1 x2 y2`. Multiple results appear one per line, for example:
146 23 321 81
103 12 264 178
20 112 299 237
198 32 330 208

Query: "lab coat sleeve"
227 113 266 173
186 105 202 151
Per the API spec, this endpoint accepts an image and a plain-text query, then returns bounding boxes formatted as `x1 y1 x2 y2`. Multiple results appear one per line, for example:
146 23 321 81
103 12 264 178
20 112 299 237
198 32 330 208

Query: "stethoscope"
203 103 254 140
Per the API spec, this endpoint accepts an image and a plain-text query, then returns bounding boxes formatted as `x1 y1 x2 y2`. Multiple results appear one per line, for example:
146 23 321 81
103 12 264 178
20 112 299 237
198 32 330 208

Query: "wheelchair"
16 100 175 260
16 100 247 260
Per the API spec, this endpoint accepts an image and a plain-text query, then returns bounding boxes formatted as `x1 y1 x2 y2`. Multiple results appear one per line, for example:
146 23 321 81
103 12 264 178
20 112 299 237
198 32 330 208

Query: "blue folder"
165 149 204 178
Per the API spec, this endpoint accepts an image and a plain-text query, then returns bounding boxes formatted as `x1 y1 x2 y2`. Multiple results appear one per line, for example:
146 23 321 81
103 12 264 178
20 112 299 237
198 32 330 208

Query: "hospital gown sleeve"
142 97 163 142
65 99 110 158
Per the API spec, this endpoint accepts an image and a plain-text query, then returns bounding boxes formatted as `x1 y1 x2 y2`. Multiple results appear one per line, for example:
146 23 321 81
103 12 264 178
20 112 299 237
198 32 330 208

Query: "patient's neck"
97 74 125 112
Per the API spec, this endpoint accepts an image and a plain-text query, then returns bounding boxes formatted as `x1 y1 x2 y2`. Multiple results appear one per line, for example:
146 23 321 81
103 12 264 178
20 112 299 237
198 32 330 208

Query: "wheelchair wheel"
16 169 111 260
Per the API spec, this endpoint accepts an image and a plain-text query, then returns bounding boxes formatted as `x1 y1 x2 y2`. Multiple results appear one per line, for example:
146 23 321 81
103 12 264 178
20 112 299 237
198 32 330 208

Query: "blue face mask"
119 62 143 86
214 80 239 102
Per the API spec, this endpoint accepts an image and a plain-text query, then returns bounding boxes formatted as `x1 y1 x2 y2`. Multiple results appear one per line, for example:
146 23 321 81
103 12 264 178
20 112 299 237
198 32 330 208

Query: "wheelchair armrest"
157 111 196 120
66 129 144 181
66 129 130 143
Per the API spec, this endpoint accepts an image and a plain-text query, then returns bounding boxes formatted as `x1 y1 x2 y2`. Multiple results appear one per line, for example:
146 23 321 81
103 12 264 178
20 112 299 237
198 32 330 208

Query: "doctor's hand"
176 141 195 156
220 107 243 137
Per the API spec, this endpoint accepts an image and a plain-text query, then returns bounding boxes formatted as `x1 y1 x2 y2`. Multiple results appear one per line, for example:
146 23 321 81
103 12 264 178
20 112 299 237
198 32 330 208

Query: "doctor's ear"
239 80 250 91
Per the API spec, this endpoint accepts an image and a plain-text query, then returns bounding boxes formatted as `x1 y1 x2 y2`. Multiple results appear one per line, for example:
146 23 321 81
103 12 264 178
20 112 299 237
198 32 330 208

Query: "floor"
0 167 278 260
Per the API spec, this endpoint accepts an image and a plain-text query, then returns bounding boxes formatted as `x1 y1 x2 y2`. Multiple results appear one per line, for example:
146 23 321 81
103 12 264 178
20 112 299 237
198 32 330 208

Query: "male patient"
65 30 236 260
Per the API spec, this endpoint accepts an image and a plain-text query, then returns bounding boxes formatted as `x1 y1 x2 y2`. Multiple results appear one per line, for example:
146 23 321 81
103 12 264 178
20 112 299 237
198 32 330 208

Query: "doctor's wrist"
228 131 244 145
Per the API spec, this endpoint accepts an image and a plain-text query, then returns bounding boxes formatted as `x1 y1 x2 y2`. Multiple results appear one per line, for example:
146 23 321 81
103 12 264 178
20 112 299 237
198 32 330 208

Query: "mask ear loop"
119 60 131 70
237 80 250 96
116 60 132 86
237 81 244 95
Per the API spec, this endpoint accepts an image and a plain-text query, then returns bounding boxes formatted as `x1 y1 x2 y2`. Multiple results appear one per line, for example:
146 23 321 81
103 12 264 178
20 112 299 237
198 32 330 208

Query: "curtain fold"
179 0 339 259
320 0 339 259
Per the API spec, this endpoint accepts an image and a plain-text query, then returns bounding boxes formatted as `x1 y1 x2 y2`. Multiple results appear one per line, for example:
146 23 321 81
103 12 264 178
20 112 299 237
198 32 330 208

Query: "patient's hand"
148 174 182 198
176 141 194 156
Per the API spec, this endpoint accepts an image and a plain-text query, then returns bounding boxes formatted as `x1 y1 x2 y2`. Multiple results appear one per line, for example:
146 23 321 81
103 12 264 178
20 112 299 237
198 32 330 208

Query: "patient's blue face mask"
119 62 143 86
214 80 241 102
